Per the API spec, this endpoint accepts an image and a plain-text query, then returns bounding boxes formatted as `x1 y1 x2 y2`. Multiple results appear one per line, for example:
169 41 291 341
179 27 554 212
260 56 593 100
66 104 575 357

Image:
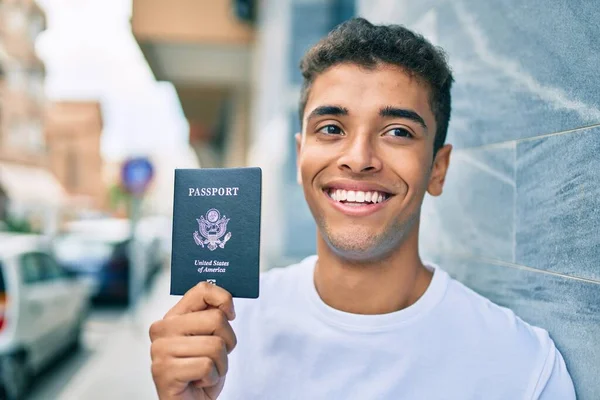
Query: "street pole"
121 156 154 311
128 194 142 309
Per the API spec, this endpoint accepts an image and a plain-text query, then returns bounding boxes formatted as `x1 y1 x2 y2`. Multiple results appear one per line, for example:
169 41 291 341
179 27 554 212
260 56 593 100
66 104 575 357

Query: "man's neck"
313 226 433 315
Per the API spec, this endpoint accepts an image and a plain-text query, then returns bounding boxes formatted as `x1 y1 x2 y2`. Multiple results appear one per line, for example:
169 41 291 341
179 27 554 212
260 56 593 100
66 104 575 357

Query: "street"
25 268 176 400
28 306 126 400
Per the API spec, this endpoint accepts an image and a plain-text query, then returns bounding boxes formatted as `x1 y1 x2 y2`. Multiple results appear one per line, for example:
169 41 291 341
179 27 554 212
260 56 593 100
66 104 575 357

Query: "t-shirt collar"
300 255 449 332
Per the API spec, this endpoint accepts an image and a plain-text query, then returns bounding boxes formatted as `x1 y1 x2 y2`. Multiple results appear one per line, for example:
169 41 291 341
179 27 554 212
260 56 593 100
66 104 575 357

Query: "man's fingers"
150 284 234 399
150 309 237 353
152 336 228 376
164 282 235 320
153 356 221 388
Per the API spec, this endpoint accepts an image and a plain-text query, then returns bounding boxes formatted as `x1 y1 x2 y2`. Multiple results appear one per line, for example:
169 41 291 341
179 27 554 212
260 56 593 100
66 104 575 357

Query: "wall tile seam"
451 122 600 152
432 251 600 286
513 143 517 264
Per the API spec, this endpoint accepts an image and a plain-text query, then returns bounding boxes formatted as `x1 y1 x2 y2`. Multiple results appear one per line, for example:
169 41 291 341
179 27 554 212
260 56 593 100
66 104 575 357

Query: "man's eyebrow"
306 105 349 122
380 106 428 132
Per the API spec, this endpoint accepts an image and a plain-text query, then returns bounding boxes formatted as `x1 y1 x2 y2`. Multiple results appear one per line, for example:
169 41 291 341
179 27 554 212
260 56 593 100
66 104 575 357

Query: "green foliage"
108 184 131 211
3 214 35 234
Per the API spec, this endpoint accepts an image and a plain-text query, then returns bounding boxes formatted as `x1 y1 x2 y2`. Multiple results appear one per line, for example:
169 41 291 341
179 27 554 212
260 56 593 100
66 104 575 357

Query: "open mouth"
324 188 392 206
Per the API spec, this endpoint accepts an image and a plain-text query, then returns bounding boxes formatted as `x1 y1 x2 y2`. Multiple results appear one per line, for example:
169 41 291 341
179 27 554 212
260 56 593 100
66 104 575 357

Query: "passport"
170 167 261 298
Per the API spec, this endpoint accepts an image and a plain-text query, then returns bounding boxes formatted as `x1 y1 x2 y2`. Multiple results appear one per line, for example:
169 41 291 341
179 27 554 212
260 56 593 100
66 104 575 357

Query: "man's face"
296 63 451 262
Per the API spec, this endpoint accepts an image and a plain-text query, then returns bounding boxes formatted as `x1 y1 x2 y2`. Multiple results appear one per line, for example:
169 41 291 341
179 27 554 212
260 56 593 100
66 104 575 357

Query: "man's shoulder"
443 271 551 342
440 267 556 372
440 270 573 397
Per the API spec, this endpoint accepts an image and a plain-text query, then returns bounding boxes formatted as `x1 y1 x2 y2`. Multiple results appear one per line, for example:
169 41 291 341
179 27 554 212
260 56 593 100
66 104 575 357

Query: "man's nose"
337 135 383 173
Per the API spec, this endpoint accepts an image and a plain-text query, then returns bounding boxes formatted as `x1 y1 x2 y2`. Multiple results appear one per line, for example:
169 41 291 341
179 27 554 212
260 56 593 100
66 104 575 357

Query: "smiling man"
150 18 575 400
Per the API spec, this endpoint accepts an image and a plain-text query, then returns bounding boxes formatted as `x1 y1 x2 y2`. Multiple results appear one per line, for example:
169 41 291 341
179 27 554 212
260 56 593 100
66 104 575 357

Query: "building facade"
131 0 254 170
0 0 66 231
0 0 46 165
45 101 105 212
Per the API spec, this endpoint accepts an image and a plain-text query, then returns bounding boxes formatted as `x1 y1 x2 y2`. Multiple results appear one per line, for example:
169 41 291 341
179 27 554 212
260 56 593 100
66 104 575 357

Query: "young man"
150 18 575 399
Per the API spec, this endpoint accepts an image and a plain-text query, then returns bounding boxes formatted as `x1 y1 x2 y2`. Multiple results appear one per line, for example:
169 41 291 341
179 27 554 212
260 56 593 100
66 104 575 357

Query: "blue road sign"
121 157 154 195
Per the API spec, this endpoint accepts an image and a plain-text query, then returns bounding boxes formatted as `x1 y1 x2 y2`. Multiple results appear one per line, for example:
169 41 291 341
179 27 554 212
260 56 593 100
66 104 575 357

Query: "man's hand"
150 282 237 400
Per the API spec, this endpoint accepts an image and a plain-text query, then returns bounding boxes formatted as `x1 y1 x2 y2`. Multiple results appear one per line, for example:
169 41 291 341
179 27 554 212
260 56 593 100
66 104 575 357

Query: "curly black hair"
299 18 453 155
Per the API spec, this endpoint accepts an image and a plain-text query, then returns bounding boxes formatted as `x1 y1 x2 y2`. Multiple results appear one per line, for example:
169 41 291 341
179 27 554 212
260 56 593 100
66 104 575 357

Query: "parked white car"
0 233 92 399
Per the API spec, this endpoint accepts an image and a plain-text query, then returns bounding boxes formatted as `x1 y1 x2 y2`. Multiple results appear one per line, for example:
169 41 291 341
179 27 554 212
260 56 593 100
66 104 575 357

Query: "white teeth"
372 191 379 203
328 189 389 204
370 192 378 203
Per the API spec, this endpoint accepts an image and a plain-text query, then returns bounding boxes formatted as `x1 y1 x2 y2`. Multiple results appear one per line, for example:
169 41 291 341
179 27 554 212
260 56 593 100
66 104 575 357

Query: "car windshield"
54 235 115 262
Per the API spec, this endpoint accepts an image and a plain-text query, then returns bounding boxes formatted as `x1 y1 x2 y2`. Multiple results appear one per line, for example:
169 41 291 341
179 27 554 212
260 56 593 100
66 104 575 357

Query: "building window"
6 8 27 33
7 119 44 151
6 66 26 91
29 120 44 150
8 118 27 147
28 69 45 102
28 14 45 40
66 148 79 190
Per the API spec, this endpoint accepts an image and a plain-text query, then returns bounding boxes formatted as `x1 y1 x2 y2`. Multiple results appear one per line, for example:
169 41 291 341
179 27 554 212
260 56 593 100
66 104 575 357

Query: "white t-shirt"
220 256 575 400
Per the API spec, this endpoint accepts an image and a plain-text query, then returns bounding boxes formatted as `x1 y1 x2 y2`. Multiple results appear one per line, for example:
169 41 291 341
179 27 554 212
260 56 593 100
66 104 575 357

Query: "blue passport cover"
170 168 261 298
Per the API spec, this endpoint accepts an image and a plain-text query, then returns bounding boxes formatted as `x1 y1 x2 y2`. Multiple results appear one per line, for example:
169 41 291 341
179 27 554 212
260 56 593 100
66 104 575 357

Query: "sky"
35 0 191 162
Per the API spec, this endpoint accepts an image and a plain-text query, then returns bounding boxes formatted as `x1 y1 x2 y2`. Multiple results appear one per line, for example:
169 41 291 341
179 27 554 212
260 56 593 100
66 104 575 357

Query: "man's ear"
295 133 302 185
427 144 452 196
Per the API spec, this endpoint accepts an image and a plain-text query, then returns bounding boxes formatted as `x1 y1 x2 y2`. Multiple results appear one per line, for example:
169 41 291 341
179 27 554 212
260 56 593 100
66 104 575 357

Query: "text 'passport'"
170 168 261 298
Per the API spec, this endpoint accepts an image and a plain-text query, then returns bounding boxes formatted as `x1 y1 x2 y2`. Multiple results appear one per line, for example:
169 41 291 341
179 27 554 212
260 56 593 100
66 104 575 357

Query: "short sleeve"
535 346 576 400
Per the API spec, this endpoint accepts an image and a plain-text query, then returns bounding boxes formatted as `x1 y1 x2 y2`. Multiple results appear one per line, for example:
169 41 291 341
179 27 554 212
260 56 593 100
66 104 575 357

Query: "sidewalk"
58 269 178 400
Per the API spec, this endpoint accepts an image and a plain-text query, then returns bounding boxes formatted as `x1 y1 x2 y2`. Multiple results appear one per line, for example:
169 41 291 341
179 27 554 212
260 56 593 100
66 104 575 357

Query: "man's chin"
322 231 389 263
314 210 419 263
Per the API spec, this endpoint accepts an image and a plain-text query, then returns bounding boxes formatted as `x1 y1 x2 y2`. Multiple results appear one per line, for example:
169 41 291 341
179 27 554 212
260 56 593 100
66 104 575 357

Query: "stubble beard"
316 212 419 264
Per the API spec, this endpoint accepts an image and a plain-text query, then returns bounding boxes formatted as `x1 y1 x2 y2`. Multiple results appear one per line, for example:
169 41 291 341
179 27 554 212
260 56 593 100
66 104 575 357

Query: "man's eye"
384 127 413 138
318 125 343 135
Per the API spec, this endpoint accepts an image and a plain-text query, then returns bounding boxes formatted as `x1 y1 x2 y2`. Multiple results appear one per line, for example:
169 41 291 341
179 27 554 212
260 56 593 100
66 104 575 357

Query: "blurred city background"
0 0 598 399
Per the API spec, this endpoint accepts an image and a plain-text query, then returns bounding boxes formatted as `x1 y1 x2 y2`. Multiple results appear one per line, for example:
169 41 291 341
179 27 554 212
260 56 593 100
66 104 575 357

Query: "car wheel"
70 315 86 350
1 353 30 400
